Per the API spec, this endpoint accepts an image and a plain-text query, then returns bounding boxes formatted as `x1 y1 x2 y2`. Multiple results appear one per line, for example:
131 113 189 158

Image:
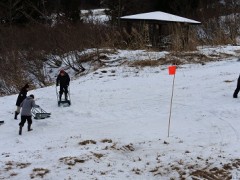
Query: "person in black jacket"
15 83 29 119
56 70 70 101
233 74 240 98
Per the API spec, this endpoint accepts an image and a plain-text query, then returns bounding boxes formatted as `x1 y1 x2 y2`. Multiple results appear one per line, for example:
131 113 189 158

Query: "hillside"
0 45 240 179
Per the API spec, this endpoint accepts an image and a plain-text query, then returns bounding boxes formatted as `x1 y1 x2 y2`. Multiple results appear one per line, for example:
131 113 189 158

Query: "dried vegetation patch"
59 156 85 166
79 140 97 145
100 139 113 143
128 50 237 68
30 168 50 179
130 60 161 67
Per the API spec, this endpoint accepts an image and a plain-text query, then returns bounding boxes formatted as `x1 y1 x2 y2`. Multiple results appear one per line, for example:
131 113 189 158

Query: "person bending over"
19 94 39 135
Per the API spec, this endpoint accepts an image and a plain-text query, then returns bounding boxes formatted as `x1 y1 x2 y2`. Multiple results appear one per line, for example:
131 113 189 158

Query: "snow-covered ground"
1 46 240 179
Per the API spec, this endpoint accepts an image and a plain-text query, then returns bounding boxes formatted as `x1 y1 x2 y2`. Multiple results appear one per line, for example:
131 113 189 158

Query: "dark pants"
233 75 240 98
59 86 68 100
19 116 32 127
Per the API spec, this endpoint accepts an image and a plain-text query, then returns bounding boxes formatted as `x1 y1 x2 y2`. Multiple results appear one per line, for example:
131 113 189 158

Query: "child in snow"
15 83 29 119
19 94 39 135
56 69 70 101
233 75 240 98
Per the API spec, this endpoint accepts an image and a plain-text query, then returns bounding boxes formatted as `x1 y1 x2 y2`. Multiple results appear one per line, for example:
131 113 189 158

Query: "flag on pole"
168 65 176 75
167 65 177 137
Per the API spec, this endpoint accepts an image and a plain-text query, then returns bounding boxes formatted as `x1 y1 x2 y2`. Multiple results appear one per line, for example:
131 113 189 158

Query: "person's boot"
28 125 33 131
233 92 238 98
14 111 19 120
19 126 22 135
64 93 68 100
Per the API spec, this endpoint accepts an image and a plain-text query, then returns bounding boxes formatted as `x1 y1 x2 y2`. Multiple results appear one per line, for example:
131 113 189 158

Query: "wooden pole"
168 73 176 137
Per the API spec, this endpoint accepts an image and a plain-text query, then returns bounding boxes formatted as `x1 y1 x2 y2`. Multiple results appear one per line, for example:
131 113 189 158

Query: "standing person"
233 74 240 98
56 69 70 101
15 83 29 119
19 94 39 135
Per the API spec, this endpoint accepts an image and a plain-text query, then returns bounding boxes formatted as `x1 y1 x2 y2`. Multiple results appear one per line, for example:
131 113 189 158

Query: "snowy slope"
1 52 240 179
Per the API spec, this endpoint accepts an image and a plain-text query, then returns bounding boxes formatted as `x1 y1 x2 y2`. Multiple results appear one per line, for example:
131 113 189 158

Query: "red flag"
168 66 176 75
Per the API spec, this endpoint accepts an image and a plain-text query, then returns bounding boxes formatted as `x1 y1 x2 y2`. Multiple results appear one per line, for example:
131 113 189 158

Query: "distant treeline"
0 0 239 25
0 0 100 24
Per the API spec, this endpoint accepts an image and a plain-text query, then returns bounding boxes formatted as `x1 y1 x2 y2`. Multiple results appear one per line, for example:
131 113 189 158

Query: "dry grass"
130 60 161 67
224 80 234 83
30 168 50 179
16 162 31 169
191 168 232 180
100 139 113 143
79 140 97 145
9 172 18 177
128 50 225 68
59 156 85 166
92 153 104 159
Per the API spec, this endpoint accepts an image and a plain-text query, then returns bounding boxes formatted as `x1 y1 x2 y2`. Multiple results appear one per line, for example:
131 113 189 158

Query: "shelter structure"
120 11 201 49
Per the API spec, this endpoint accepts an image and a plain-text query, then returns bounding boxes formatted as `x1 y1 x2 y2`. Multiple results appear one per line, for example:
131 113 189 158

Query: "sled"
56 86 71 107
58 99 71 107
31 106 51 119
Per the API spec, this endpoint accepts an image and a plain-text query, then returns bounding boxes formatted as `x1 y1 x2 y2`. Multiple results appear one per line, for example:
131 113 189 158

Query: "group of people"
15 69 70 135
14 70 240 135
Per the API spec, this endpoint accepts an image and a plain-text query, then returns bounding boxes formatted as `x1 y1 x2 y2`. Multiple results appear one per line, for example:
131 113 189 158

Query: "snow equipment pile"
31 106 51 119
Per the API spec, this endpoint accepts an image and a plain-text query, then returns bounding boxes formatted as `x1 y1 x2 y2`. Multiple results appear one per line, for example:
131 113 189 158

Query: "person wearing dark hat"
15 83 29 119
233 74 240 98
19 94 39 135
56 69 70 101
